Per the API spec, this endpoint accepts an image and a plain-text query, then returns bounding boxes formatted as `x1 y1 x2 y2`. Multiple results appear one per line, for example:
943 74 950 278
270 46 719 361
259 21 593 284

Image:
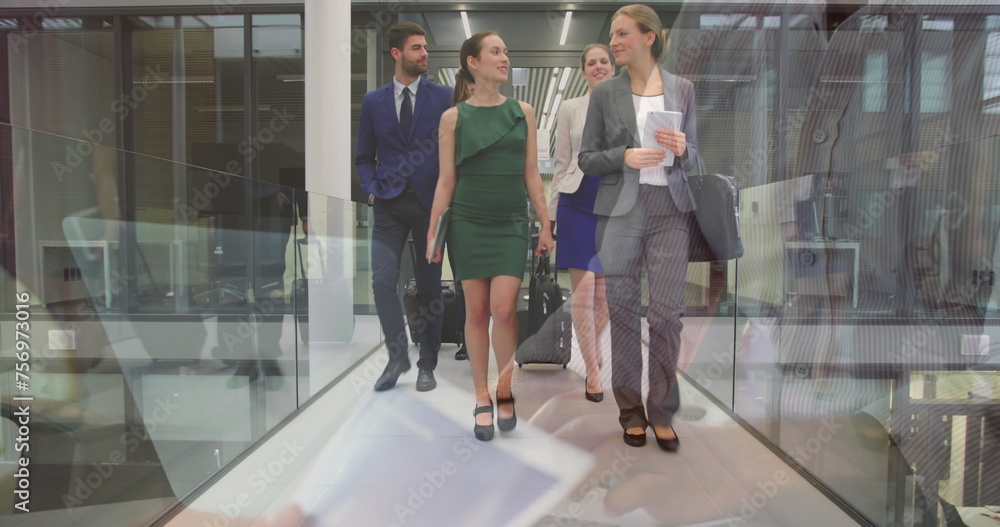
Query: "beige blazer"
546 94 590 221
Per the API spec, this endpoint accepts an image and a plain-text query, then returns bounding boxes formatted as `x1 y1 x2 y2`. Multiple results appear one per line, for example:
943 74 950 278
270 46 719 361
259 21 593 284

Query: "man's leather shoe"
374 358 411 392
455 344 469 361
415 368 437 392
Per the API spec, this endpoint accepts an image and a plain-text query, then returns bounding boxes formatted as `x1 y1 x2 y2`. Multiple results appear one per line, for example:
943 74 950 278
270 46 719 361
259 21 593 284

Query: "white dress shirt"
634 94 669 187
392 76 421 120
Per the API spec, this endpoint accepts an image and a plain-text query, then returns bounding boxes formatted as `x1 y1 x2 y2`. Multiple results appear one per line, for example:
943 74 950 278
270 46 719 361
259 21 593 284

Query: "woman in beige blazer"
547 44 615 402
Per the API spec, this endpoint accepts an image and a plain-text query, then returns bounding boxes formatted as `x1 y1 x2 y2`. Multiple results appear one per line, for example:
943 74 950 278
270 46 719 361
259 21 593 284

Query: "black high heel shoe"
473 403 494 441
584 377 604 403
496 395 517 432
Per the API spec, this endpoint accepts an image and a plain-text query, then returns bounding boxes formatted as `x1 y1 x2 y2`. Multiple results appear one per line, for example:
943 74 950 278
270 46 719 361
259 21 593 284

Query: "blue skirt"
556 175 603 273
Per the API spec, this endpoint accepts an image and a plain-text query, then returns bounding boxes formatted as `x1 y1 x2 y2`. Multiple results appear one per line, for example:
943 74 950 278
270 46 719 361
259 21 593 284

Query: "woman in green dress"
427 31 554 441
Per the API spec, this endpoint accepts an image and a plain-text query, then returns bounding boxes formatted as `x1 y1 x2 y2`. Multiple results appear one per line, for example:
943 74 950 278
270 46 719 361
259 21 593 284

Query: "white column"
304 0 355 344
305 0 351 201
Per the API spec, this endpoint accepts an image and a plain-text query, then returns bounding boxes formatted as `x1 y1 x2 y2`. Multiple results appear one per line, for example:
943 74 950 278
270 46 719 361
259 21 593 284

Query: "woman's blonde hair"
613 4 669 60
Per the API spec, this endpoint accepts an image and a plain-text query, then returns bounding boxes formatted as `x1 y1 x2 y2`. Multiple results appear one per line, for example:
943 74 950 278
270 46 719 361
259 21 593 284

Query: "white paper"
642 110 682 167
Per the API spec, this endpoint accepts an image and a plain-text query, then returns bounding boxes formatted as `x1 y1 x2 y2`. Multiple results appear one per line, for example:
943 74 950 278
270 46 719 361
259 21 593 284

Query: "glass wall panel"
294 190 382 400
985 17 1000 113
0 121 377 523
715 4 1000 525
4 17 117 315
248 15 307 404
251 13 304 192
0 6 381 525
129 15 246 171
128 15 247 320
665 6 785 410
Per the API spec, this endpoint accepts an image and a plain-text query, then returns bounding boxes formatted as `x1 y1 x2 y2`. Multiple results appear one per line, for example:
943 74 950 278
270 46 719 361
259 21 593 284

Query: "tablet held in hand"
642 110 682 166
429 207 451 263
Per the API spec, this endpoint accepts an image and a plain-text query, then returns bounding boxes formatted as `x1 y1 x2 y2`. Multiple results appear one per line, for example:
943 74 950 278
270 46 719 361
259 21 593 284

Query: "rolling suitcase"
515 251 572 367
404 279 464 344
402 236 464 345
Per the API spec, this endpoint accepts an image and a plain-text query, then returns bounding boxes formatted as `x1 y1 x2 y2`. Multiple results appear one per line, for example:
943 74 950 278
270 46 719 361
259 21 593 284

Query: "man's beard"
402 58 427 77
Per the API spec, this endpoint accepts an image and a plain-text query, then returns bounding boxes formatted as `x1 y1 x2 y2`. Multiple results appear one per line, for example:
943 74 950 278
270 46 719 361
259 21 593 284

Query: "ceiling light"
544 110 557 130
559 12 573 46
550 93 563 123
461 12 472 40
140 76 215 85
542 72 558 115
558 67 573 91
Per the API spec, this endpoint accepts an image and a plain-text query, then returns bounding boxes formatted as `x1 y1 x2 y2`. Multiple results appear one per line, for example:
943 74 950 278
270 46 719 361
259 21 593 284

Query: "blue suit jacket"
355 78 454 211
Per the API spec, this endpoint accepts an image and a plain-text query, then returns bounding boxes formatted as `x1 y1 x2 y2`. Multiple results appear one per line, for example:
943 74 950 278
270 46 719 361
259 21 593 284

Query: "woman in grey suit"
579 4 700 452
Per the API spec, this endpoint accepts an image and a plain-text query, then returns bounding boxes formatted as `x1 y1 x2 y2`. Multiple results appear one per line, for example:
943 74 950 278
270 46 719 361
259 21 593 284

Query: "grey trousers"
597 184 694 430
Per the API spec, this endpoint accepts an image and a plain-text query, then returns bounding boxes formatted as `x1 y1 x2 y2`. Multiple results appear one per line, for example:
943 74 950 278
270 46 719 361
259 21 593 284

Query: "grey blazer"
579 68 699 217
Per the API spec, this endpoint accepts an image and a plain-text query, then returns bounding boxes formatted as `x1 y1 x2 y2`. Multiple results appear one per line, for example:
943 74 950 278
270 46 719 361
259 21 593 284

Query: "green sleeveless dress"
449 98 530 280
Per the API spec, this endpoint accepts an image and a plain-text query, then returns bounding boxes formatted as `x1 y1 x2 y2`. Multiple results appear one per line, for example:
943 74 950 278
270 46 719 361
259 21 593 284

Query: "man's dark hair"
387 22 426 52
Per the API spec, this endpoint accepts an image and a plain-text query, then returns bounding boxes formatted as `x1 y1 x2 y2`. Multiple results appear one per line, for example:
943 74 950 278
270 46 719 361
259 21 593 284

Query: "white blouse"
633 94 668 187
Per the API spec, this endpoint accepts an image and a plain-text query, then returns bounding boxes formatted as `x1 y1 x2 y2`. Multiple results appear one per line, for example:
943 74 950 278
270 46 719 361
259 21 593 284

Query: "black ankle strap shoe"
473 404 494 441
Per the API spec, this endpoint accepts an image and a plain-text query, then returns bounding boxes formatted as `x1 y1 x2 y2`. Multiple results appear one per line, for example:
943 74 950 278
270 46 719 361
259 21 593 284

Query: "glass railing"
654 127 1000 526
0 122 380 524
728 135 1000 526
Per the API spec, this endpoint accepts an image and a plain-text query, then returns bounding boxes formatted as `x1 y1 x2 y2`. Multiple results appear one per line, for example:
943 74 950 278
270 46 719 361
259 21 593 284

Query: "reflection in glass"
0 121 377 523
129 15 246 170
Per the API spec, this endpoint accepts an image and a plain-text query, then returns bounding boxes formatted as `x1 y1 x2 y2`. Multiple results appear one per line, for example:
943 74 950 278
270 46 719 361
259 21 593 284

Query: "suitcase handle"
530 237 558 280
535 249 552 278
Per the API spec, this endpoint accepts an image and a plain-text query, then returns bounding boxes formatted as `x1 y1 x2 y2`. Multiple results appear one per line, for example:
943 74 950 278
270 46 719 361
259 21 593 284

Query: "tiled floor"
177 331 861 527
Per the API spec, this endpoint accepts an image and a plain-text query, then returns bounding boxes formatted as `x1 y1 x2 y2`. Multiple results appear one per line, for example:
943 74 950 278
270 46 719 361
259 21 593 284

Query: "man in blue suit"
356 22 454 392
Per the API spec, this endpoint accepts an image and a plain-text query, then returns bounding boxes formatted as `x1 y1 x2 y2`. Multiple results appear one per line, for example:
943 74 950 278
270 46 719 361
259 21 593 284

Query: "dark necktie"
400 87 412 140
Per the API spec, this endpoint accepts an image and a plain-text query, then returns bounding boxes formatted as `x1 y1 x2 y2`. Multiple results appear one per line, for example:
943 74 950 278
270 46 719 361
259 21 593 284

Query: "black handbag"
526 250 565 335
516 248 572 368
688 157 744 262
